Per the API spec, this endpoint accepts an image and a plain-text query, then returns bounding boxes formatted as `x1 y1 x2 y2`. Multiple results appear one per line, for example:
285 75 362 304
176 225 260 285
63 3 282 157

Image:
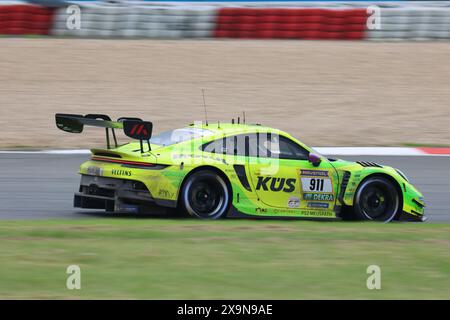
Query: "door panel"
247 157 298 208
297 166 337 211
247 157 338 214
201 131 340 217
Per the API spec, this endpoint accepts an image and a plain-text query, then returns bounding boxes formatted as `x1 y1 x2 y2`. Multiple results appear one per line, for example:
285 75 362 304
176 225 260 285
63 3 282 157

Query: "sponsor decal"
158 189 174 198
287 196 300 208
256 177 296 193
300 170 329 177
255 207 268 213
130 124 149 136
352 176 361 184
87 166 103 176
111 169 132 176
172 153 227 165
307 202 329 209
346 192 355 198
303 193 334 201
301 210 334 217
272 209 334 217
301 177 333 193
273 208 296 214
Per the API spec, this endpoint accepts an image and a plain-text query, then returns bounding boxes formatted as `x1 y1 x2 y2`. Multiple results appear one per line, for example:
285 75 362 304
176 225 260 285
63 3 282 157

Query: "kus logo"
256 177 296 193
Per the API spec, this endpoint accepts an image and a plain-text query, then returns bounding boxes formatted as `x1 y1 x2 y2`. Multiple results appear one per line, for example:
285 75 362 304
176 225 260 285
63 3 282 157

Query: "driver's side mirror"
308 153 322 167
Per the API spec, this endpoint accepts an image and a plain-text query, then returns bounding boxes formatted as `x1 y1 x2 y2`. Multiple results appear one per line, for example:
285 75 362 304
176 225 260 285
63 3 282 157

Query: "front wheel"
180 170 231 219
353 177 401 222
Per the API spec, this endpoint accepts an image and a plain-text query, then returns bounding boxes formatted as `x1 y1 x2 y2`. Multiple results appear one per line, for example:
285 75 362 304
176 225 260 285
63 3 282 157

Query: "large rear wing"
55 113 153 152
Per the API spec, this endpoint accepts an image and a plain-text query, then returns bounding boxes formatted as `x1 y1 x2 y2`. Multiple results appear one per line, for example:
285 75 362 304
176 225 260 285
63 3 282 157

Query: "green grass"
402 142 450 148
0 219 449 299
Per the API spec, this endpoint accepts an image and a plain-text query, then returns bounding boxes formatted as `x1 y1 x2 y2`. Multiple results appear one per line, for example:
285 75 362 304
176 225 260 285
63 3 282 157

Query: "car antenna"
243 111 246 124
202 89 208 126
237 116 240 124
232 118 234 124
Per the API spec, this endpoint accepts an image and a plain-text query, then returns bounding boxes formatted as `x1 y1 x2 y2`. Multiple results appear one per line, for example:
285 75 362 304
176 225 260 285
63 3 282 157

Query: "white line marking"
314 147 427 156
0 150 90 154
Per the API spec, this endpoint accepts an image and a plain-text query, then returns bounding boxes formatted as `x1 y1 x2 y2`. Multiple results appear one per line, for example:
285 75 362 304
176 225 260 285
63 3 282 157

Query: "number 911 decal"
299 170 334 193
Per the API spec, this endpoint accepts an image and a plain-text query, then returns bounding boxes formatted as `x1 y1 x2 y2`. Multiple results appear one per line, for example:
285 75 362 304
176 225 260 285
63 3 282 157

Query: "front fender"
340 167 425 219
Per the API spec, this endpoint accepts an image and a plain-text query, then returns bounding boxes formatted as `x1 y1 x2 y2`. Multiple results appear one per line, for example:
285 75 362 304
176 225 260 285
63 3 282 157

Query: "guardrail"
368 7 450 40
52 5 217 38
1 2 450 40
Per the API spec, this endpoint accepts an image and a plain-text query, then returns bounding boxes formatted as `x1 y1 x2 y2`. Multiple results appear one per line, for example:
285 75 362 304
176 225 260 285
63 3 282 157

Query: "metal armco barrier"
368 7 450 40
52 5 217 38
1 3 450 40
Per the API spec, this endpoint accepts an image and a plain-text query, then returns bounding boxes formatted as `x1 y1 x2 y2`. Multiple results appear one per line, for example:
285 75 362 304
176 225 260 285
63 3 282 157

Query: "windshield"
151 127 214 146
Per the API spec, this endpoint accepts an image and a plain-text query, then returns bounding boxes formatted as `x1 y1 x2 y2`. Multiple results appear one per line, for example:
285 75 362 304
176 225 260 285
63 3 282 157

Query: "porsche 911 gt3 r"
55 113 426 222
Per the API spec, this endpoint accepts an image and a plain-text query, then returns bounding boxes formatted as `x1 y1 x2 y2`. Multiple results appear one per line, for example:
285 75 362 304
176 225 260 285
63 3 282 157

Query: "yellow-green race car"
55 113 426 222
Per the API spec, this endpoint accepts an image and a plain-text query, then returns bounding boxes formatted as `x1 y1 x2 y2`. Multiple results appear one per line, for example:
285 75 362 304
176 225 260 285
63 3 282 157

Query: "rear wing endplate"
55 113 153 152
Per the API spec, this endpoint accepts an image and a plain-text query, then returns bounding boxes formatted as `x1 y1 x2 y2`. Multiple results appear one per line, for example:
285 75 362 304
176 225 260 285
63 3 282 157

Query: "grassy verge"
402 143 450 148
0 219 449 299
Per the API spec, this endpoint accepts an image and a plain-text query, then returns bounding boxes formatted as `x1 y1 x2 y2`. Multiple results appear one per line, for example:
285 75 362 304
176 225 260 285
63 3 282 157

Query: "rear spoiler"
55 113 153 152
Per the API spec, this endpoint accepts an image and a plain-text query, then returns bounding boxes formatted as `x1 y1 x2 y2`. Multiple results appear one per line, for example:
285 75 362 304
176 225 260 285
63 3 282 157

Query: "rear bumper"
74 193 115 211
74 193 171 214
74 175 176 213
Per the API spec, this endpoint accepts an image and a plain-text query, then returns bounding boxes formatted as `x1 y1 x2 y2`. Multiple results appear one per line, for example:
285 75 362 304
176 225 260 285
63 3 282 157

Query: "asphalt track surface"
0 154 449 222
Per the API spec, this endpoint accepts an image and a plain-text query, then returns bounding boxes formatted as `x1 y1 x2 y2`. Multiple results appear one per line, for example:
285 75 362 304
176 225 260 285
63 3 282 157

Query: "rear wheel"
353 176 400 222
181 170 231 219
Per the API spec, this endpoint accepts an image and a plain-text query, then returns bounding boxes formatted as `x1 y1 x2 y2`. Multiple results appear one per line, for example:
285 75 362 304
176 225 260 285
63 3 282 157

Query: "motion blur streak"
0 154 448 222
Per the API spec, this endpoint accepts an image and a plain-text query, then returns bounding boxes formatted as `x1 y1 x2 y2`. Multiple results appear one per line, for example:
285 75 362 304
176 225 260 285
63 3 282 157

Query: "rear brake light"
91 156 155 167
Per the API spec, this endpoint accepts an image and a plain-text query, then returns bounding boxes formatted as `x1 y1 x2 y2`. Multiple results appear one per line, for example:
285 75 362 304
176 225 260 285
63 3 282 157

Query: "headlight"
395 169 409 182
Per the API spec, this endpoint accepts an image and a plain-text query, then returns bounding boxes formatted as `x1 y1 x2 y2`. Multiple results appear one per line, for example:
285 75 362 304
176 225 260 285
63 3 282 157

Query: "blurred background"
0 0 449 300
1 0 450 148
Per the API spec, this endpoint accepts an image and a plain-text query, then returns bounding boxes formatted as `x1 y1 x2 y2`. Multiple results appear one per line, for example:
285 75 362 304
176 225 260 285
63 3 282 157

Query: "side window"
260 134 309 160
276 136 309 160
202 133 309 160
202 134 256 156
202 137 229 155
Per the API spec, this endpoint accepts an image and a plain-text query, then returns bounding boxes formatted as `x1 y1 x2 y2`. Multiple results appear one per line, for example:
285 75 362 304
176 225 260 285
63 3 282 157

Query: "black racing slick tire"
180 170 231 219
353 176 401 222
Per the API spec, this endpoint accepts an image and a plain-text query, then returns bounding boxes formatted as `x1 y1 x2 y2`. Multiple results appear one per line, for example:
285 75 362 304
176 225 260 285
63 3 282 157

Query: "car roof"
187 122 287 137
179 122 311 153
